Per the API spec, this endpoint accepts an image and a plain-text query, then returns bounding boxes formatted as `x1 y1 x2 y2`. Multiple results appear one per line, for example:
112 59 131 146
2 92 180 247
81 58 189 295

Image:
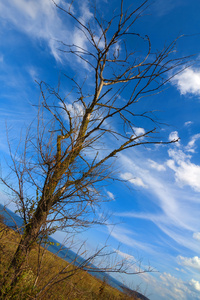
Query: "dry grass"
0 221 139 300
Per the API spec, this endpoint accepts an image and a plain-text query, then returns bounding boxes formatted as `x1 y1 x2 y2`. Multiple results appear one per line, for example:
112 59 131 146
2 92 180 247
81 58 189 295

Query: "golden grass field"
0 218 139 300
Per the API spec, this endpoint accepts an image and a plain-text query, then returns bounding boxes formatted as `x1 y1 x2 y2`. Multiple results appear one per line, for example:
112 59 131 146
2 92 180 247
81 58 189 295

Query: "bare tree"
0 0 191 297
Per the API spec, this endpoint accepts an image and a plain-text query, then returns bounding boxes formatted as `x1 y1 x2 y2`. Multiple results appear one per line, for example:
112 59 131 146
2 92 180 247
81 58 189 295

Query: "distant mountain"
0 203 149 299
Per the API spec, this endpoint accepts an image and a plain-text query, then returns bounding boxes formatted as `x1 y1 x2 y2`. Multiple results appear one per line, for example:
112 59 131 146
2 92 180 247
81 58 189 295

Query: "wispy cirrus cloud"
106 224 155 254
0 0 92 64
114 249 136 262
0 0 65 61
120 172 147 188
116 134 200 256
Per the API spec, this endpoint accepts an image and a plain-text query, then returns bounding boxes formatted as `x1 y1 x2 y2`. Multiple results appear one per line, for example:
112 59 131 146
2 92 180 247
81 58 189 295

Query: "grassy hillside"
0 218 139 300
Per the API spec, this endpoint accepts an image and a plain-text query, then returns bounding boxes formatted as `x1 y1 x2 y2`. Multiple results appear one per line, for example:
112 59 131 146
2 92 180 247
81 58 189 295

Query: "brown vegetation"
0 222 139 299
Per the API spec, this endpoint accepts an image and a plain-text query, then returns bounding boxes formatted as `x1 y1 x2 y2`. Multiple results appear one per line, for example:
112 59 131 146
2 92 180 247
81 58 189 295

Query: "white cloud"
148 159 166 171
115 249 136 262
107 191 115 201
193 232 200 241
184 121 193 127
167 148 200 192
120 172 147 188
132 127 146 137
190 279 200 292
138 269 200 300
169 131 179 144
64 102 84 118
178 255 200 271
159 273 189 300
185 134 200 153
172 68 200 96
142 271 198 300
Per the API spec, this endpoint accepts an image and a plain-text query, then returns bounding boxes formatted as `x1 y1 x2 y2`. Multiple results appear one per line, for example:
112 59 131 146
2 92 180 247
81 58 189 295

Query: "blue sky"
1 0 200 299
